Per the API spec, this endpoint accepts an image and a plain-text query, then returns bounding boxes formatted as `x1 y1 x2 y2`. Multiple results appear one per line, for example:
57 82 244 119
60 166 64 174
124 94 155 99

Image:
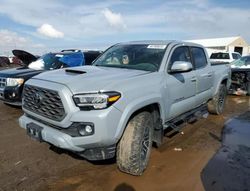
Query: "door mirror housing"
169 61 193 73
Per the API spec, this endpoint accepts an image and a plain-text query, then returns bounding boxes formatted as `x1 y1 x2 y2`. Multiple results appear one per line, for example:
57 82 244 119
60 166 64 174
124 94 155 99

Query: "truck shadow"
114 183 136 191
201 111 250 191
49 145 116 165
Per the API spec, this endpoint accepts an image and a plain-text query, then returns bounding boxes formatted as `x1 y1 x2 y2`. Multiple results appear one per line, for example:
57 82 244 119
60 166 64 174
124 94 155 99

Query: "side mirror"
169 61 193 73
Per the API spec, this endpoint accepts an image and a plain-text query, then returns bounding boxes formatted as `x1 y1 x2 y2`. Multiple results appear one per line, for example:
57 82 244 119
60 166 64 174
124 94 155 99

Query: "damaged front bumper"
229 69 250 96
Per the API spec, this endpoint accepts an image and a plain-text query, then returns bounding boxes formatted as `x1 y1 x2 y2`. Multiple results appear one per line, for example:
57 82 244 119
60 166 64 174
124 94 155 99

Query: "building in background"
187 36 249 56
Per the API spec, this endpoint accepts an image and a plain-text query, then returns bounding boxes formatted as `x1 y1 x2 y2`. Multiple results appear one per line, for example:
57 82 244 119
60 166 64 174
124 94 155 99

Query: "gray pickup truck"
19 41 231 175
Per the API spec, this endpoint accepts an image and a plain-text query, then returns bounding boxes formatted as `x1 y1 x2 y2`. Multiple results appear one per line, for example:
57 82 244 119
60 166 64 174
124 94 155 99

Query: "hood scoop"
65 69 86 74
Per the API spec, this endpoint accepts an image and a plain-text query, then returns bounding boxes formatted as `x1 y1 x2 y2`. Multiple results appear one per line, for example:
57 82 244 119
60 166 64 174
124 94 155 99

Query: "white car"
210 51 241 64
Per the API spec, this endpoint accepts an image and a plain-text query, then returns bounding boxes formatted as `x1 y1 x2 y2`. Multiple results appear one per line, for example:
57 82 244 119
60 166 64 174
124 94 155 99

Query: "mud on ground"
0 96 249 191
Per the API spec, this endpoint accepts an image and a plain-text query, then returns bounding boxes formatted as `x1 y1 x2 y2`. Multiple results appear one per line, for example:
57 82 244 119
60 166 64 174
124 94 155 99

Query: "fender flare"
114 94 165 141
214 76 230 96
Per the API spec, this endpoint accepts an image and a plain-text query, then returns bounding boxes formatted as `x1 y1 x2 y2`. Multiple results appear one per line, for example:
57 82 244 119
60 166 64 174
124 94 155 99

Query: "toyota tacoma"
19 41 231 175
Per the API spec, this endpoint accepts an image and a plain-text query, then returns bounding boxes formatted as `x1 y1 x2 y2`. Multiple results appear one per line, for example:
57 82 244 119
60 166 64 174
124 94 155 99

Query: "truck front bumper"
19 115 85 151
19 106 123 154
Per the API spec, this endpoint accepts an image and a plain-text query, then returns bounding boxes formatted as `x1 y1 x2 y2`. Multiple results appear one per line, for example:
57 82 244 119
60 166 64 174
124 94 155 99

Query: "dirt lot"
0 96 249 191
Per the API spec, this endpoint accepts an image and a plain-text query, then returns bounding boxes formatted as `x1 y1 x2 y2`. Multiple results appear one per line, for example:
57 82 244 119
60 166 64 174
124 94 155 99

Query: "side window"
170 46 191 66
190 47 207 69
232 53 238 60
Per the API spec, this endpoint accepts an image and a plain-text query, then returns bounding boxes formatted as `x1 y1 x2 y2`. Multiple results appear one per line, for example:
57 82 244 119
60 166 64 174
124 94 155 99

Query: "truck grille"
23 85 66 121
0 77 6 89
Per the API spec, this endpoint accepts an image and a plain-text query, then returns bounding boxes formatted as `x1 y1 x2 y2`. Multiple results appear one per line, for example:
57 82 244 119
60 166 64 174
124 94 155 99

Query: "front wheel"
116 111 153 176
208 84 227 115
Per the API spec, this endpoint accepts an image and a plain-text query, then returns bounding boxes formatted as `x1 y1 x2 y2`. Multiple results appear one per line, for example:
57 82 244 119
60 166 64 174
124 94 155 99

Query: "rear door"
166 46 197 119
190 47 213 105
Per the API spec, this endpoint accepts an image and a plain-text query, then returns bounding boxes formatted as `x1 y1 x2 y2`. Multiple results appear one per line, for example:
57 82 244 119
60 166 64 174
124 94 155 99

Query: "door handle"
191 77 197 82
207 72 213 77
202 73 212 78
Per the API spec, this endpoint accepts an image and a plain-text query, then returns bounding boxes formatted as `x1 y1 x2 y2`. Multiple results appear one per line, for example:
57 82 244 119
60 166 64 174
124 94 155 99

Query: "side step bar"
164 104 209 134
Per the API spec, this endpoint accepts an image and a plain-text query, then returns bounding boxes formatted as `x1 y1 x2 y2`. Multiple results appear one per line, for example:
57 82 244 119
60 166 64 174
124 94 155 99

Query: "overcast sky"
0 0 250 55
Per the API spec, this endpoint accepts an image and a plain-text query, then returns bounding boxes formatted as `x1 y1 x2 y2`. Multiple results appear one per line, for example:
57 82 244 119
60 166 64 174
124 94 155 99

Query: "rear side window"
210 53 230 59
170 46 191 66
191 47 207 69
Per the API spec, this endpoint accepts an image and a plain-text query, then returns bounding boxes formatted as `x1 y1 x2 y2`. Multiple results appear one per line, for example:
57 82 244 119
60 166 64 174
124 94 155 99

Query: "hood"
12 50 38 65
231 64 250 69
0 67 42 78
32 66 151 93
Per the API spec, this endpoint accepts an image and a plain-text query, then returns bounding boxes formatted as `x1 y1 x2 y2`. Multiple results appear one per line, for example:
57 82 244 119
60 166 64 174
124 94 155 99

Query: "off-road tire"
208 84 227 115
117 111 153 176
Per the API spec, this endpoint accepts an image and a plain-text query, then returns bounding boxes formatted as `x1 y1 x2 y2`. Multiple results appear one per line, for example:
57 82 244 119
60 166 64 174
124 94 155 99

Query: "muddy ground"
0 96 249 191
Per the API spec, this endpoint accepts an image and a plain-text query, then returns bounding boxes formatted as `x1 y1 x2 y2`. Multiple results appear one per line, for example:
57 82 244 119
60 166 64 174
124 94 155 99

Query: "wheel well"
129 103 161 123
221 79 227 85
124 103 163 147
208 78 228 102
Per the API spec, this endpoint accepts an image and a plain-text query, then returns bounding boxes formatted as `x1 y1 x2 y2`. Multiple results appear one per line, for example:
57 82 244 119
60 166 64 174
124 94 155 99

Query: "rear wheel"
208 84 227 115
247 82 250 95
116 111 153 176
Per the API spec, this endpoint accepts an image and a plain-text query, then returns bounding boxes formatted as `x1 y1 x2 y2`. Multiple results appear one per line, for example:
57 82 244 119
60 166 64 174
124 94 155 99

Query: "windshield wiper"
95 64 157 72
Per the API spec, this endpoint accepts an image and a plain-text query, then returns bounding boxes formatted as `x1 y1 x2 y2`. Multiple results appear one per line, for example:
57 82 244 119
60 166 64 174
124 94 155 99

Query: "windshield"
210 53 230 59
231 56 250 67
93 44 166 72
28 52 84 70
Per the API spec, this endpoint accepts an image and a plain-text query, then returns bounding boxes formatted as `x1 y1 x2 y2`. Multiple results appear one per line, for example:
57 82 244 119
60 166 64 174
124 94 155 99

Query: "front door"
165 46 197 120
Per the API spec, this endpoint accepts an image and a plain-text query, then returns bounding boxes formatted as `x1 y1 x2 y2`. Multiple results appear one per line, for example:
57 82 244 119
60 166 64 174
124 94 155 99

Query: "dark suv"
0 49 101 106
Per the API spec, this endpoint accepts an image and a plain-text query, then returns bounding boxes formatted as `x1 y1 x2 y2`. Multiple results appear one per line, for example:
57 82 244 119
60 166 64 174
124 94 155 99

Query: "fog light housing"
77 123 94 136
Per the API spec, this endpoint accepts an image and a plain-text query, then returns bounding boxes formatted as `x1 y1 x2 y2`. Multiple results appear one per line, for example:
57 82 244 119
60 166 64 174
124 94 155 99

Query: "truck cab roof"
117 40 203 47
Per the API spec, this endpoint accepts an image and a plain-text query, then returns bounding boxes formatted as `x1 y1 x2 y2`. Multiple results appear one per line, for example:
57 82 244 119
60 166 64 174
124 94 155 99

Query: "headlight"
73 91 121 110
6 78 24 87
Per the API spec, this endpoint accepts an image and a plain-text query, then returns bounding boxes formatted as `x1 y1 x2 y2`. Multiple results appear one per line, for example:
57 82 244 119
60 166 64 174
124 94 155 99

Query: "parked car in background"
19 41 231 175
0 56 11 68
0 49 102 106
210 51 241 64
9 56 24 66
229 55 250 95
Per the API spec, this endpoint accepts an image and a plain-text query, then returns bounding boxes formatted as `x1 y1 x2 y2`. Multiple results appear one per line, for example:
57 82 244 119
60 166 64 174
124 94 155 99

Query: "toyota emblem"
32 92 43 105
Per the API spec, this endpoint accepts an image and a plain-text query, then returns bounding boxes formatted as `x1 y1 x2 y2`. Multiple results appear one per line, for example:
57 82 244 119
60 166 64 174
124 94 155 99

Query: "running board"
164 104 209 134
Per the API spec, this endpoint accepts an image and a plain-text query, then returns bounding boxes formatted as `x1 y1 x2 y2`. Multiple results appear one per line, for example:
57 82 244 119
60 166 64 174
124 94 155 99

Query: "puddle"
231 97 248 104
201 111 250 191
